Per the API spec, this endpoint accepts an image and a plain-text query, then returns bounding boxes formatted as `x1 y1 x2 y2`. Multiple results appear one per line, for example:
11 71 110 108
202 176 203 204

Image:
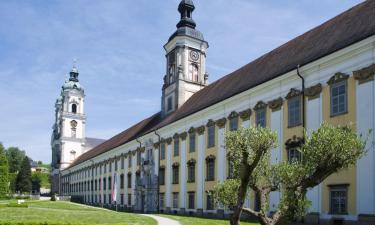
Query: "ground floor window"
159 193 165 209
120 194 124 205
330 185 348 214
173 192 179 208
128 194 132 206
104 194 106 204
188 192 195 209
206 194 214 210
108 194 111 204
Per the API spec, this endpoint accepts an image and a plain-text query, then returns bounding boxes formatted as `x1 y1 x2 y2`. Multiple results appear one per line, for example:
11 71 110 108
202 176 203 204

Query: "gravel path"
141 214 181 225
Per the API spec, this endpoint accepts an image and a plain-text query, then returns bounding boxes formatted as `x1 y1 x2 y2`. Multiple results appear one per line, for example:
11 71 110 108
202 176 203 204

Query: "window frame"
160 143 166 160
287 96 302 127
174 137 179 157
159 168 165 185
256 109 266 127
172 192 179 209
172 165 179 184
189 133 196 152
187 163 195 183
207 125 215 148
330 81 348 117
206 158 215 181
188 192 195 209
329 185 348 215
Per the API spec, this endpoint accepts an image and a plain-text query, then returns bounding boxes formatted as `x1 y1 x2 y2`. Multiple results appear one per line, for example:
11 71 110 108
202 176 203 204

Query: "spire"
177 0 196 29
69 60 79 82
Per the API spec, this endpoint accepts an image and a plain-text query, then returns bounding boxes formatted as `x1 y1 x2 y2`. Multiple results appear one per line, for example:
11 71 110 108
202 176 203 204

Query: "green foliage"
6 202 28 208
0 143 9 199
8 173 17 194
16 157 32 193
5 147 25 173
51 194 56 201
212 179 240 208
31 173 42 193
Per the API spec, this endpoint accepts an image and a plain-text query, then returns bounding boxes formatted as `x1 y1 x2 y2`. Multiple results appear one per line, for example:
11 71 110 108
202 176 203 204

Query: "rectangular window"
95 180 97 191
120 194 124 205
173 192 179 208
108 194 111 204
206 160 215 181
228 160 234 179
256 109 266 127
330 185 348 214
288 96 301 127
159 168 165 185
207 194 214 210
115 160 118 171
288 148 301 163
189 133 196 152
159 193 164 208
160 144 166 160
167 97 173 111
331 82 347 116
128 156 132 168
108 176 112 190
109 162 112 172
104 164 107 173
127 174 132 188
188 192 195 209
104 194 106 204
172 166 179 184
174 138 179 157
207 126 215 148
121 157 124 169
137 151 141 166
103 178 106 190
136 173 141 186
128 194 132 206
187 164 195 182
229 117 238 131
120 174 124 189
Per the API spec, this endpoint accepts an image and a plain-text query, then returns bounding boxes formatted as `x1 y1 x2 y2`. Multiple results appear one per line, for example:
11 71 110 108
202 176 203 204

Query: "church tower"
161 0 209 116
51 65 86 172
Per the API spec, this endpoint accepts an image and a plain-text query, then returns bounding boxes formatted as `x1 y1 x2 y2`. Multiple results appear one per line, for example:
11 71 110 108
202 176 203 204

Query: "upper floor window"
288 96 302 127
127 173 132 188
128 155 132 168
172 164 179 184
331 82 347 116
108 176 112 190
206 155 215 181
287 148 301 163
189 132 196 152
174 136 179 157
121 157 124 169
167 97 173 112
71 104 77 113
188 64 199 82
207 121 215 148
187 160 196 183
160 143 166 160
228 160 234 179
159 168 165 185
137 151 141 166
229 112 239 131
256 109 266 127
120 174 124 189
330 185 348 214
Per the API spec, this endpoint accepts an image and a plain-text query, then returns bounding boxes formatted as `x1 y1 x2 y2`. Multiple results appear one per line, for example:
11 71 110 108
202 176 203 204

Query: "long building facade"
58 1 375 224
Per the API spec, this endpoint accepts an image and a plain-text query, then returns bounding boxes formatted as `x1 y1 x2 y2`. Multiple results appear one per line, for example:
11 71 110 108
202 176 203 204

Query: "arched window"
71 104 77 113
188 64 199 82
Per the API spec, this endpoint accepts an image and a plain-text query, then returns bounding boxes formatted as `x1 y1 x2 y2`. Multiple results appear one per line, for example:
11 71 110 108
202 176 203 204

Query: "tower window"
167 97 173 111
71 104 77 113
188 64 199 82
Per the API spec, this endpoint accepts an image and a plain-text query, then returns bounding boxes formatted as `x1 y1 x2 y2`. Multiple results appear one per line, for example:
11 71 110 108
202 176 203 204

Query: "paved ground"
141 214 181 225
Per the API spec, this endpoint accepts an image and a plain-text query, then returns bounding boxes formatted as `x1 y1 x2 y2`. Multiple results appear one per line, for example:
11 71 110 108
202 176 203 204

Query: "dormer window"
71 104 77 113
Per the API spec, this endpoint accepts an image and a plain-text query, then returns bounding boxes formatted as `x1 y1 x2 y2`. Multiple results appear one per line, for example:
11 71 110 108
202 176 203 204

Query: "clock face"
190 50 199 61
70 120 77 128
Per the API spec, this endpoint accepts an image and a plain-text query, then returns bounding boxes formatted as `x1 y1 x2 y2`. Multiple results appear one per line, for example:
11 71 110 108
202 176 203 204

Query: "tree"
16 156 32 193
31 173 42 193
212 123 368 225
5 147 25 173
0 143 9 198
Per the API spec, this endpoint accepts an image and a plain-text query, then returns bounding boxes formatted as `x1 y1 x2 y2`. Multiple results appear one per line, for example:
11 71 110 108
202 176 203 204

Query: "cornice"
285 88 302 99
268 97 283 111
239 109 252 121
353 64 375 84
305 83 322 100
216 118 227 128
327 72 349 85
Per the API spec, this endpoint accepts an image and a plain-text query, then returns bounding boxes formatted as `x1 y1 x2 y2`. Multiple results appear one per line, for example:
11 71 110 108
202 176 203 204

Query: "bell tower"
161 0 209 117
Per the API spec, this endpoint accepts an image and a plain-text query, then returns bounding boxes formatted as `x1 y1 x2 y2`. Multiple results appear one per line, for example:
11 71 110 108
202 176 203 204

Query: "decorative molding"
253 101 267 111
216 118 227 128
197 125 205 135
285 135 304 149
305 83 322 99
136 169 141 174
187 158 196 165
173 133 179 139
205 155 216 161
160 138 166 144
206 119 215 127
172 162 180 167
285 88 302 99
140 147 145 153
327 72 349 85
159 165 165 169
188 127 195 134
268 97 283 111
153 142 160 149
228 111 239 119
132 150 137 156
180 132 187 140
353 64 375 83
239 109 252 120
166 137 173 144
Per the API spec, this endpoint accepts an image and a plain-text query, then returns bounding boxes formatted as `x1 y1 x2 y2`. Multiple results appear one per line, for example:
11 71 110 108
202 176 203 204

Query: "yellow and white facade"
58 1 375 224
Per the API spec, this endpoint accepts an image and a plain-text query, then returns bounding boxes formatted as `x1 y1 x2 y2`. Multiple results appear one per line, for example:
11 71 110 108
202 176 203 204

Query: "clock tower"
161 0 209 117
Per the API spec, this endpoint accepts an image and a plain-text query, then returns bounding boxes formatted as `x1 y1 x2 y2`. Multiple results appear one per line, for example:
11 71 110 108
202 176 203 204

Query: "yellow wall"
321 77 357 214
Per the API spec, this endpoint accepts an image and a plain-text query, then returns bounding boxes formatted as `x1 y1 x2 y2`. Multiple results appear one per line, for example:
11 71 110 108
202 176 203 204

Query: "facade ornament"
132 150 137 156
153 142 160 149
172 162 180 167
239 109 252 121
160 138 166 143
173 133 179 139
206 119 215 127
188 127 195 134
353 64 375 83
327 72 349 85
179 132 187 140
136 169 141 174
197 125 205 135
166 137 173 144
268 97 283 111
253 101 267 111
187 158 196 165
159 165 165 169
285 88 302 99
305 83 322 99
285 135 305 149
140 147 146 153
216 118 227 128
205 155 216 161
228 111 239 119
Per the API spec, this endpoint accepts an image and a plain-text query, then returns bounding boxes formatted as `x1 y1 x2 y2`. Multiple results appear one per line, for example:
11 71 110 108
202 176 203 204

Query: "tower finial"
69 59 79 82
177 0 196 29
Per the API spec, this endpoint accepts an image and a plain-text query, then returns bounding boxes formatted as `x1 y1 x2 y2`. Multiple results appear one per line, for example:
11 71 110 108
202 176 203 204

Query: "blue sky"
0 0 363 163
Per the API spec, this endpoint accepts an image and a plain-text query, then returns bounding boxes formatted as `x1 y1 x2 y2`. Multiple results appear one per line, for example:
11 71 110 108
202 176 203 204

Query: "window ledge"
330 111 348 118
287 123 302 128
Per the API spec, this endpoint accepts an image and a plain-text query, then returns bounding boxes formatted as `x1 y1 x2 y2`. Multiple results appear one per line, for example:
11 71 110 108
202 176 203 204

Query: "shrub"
50 194 56 201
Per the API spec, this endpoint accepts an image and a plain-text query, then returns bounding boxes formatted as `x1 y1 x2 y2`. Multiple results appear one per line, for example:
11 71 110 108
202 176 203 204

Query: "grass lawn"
0 200 156 225
159 214 259 225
